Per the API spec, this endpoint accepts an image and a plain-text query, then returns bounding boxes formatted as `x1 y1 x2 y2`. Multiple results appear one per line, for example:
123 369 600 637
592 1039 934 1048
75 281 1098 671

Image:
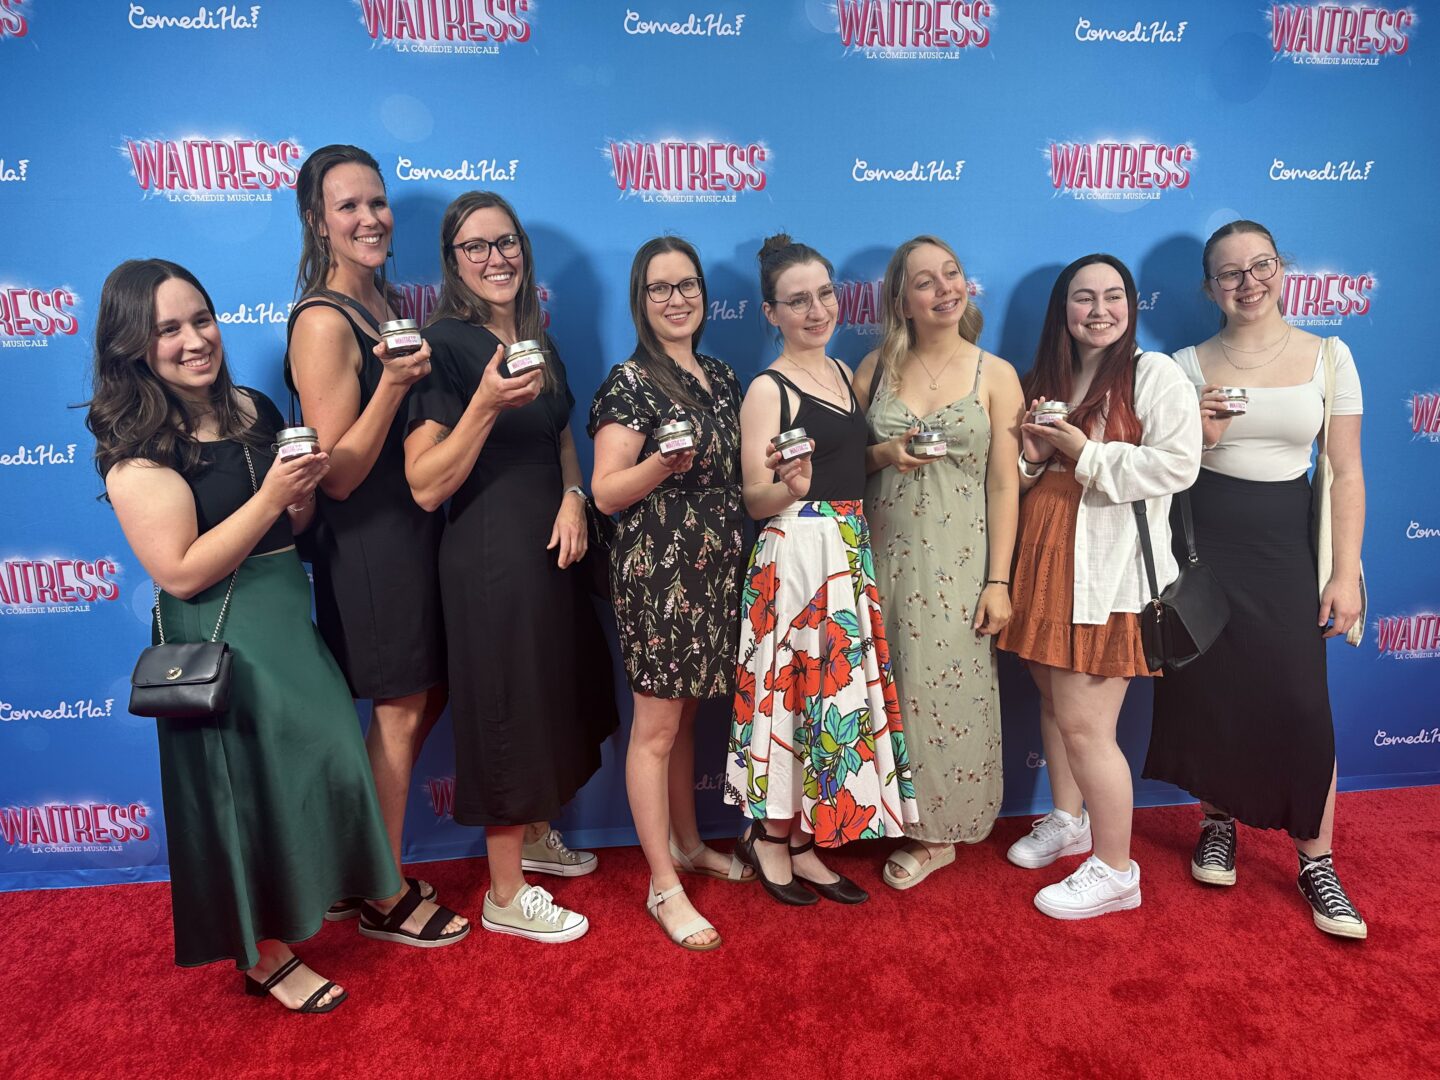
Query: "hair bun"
758 233 793 263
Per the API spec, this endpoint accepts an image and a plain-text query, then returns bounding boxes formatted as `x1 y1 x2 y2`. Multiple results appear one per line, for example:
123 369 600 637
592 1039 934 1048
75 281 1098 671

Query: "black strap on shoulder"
763 369 797 432
831 357 859 413
283 294 389 424
315 288 384 333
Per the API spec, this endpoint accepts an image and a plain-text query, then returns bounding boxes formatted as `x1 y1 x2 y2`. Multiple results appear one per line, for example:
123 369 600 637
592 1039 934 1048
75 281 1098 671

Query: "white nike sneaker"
1034 855 1142 921
1006 808 1092 869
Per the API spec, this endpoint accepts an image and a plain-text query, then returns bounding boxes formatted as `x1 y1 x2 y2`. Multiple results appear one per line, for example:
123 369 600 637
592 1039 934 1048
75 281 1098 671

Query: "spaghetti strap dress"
865 356 1002 844
725 361 918 847
284 293 445 701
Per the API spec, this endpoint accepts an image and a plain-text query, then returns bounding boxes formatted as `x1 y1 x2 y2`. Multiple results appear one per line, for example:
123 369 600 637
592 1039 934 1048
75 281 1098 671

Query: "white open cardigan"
1052 351 1203 625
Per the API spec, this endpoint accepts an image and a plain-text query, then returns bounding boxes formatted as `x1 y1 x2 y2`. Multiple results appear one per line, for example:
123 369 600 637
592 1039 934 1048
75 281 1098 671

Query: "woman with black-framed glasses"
589 236 751 951
1145 219 1369 940
403 190 618 944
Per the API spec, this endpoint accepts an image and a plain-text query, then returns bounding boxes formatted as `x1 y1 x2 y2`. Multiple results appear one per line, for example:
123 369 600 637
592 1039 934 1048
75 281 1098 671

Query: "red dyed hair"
1022 253 1142 445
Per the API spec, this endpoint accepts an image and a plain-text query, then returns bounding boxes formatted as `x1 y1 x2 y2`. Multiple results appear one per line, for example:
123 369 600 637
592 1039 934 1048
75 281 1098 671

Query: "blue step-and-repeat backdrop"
2 1 1436 890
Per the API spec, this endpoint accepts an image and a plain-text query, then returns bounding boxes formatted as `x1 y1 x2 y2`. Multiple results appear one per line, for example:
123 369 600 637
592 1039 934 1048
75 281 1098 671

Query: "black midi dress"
410 321 618 827
284 294 445 701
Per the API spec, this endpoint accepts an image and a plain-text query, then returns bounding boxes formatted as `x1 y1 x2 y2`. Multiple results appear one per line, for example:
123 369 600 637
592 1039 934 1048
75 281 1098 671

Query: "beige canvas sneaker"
520 828 598 877
481 885 589 943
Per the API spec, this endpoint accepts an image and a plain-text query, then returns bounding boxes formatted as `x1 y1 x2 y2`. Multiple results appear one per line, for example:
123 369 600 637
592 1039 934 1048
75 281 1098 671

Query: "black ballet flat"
736 823 818 907
790 838 869 904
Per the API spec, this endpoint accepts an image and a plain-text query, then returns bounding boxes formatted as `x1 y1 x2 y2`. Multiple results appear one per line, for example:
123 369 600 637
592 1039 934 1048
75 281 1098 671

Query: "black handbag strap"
154 445 257 645
1132 491 1200 604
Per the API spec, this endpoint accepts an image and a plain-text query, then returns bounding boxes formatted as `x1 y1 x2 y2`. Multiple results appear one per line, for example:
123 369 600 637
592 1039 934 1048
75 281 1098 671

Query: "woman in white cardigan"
998 254 1200 921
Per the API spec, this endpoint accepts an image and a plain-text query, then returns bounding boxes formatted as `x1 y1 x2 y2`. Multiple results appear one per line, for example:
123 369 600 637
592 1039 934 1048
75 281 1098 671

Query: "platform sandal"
326 876 436 921
358 881 470 948
735 822 817 906
669 835 755 883
647 880 722 952
243 956 347 1014
790 838 868 904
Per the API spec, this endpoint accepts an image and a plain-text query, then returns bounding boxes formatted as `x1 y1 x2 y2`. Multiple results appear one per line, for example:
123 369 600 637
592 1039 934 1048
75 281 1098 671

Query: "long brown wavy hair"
430 190 556 392
626 236 709 414
875 234 984 395
1022 254 1142 445
85 259 269 484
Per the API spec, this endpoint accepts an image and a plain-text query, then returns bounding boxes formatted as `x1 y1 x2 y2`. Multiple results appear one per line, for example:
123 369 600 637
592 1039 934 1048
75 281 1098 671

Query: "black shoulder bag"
1131 492 1230 673
128 445 256 718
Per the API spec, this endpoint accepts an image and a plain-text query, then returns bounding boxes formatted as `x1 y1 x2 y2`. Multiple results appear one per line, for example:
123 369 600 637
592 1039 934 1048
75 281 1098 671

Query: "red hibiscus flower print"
820 621 854 697
791 584 827 630
773 650 821 715
748 562 778 638
734 667 756 727
813 789 876 847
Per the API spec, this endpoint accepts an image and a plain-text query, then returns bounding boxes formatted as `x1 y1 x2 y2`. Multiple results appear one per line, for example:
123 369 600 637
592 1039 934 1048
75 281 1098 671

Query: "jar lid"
276 426 318 441
1219 386 1249 396
654 420 694 439
506 339 545 357
911 430 945 442
379 319 419 335
1035 400 1070 412
776 427 808 443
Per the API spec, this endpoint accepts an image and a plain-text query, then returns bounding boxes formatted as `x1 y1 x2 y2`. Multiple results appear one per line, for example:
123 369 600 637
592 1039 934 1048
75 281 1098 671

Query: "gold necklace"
912 340 961 391
1220 324 1292 370
781 352 843 400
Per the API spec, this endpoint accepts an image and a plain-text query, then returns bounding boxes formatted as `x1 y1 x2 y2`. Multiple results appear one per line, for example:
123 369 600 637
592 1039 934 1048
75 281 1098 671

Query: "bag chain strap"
153 444 259 646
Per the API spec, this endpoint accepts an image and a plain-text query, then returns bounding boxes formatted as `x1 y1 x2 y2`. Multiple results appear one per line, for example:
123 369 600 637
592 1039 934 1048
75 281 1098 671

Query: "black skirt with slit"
1144 468 1335 839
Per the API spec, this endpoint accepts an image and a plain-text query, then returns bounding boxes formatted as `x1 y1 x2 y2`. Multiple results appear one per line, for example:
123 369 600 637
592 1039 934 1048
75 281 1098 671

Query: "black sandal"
244 956 347 1014
789 838 868 904
327 876 436 921
358 881 470 948
735 823 818 906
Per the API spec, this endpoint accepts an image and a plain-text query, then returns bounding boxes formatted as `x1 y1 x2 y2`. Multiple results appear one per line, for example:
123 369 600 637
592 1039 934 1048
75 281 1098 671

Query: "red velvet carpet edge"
2 787 1437 1080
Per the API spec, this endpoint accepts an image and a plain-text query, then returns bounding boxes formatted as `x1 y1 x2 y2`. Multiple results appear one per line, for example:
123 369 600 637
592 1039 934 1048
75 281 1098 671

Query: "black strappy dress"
284 292 445 701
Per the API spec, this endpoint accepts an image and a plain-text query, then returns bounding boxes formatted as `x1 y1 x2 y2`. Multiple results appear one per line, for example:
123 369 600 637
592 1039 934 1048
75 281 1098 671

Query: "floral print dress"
588 354 745 699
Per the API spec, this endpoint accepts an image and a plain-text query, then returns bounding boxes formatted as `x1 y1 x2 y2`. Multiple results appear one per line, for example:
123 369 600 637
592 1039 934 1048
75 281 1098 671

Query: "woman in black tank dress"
725 235 918 907
404 191 617 944
285 145 463 942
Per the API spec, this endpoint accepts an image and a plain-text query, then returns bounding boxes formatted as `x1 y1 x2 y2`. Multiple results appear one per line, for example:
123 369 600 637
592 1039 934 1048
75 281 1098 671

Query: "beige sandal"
669 835 755 882
882 842 956 891
647 881 722 952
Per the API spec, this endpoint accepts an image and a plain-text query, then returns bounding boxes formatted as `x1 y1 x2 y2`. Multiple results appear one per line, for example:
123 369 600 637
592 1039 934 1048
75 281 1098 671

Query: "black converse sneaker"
1191 815 1236 886
1297 853 1368 940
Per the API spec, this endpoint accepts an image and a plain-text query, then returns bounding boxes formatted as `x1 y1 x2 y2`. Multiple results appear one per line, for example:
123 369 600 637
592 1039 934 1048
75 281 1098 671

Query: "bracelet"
1018 452 1046 478
986 579 1010 586
287 498 313 513
563 484 585 500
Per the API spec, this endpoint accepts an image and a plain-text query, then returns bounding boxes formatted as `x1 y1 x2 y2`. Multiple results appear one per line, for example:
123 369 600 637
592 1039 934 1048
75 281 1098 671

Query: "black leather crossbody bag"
1132 492 1230 673
128 445 256 719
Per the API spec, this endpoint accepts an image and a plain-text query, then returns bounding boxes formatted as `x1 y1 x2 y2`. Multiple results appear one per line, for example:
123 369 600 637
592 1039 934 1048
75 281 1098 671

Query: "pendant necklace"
914 340 961 391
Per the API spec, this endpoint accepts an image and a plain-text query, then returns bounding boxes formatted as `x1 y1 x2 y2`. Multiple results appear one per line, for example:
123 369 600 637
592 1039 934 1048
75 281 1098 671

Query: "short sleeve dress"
588 354 745 700
408 321 618 828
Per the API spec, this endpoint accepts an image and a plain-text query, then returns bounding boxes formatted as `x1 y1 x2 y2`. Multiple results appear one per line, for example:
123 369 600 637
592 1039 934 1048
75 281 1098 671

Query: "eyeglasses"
1209 256 1279 291
765 284 840 314
645 277 703 303
451 233 521 264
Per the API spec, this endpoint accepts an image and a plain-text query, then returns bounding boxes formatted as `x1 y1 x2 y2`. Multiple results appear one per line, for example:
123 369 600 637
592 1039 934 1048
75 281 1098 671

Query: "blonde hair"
876 235 983 393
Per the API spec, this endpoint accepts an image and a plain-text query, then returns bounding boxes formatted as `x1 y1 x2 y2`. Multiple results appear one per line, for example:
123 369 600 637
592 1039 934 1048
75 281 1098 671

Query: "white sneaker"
1034 855 1142 920
481 885 589 943
1006 809 1092 869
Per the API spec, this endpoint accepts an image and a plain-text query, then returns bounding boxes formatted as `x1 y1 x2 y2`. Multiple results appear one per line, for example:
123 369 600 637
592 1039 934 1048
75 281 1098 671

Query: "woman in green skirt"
88 259 468 1014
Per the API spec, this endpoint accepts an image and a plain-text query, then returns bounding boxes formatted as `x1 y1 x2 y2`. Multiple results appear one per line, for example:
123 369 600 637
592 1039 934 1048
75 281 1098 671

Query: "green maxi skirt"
154 549 401 968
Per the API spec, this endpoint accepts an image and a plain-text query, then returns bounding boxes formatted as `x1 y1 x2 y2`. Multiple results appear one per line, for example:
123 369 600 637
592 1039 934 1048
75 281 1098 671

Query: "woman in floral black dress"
590 236 750 952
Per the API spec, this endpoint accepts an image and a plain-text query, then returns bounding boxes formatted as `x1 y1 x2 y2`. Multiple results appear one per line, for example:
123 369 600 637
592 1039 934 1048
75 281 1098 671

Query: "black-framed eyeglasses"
765 284 840 314
1209 256 1279 291
451 233 522 264
645 277 703 303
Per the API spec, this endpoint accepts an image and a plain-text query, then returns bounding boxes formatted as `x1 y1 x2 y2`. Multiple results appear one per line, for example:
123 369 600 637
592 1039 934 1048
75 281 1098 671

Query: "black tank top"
763 360 866 501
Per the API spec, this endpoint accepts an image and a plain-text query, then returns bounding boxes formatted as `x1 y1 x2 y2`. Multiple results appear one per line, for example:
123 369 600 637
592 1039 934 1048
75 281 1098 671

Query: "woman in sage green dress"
853 235 1024 891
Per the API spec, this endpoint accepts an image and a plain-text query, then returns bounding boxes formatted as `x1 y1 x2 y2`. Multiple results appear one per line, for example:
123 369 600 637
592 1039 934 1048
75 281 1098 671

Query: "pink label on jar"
914 442 947 456
277 441 316 460
1224 398 1248 415
779 439 813 461
506 353 544 374
659 436 694 455
384 332 422 353
1035 411 1067 426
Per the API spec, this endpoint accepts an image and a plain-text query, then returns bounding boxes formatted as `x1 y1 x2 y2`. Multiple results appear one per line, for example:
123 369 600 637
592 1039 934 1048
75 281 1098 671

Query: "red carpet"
2 787 1436 1079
